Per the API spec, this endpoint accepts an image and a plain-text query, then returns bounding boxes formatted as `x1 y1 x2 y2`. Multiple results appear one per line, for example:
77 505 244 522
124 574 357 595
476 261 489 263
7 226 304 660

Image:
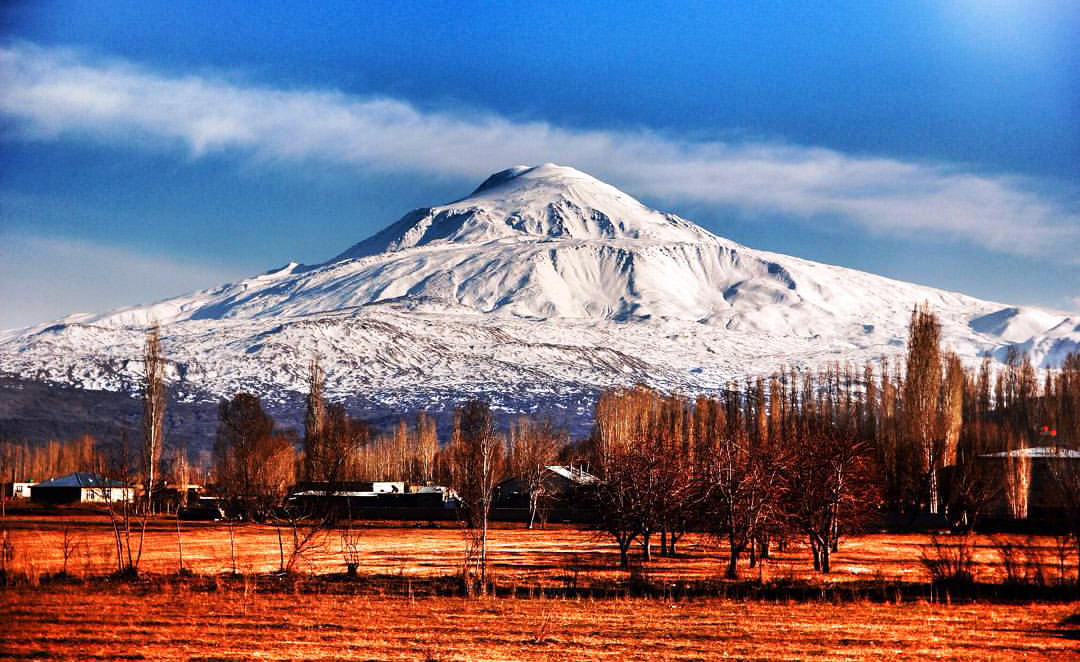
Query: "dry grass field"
2 584 1077 661
1 513 1078 660
2 512 1077 587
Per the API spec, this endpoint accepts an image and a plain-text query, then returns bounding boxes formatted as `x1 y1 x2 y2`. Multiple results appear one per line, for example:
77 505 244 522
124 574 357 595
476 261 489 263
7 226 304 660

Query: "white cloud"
1 42 1078 262
0 232 246 329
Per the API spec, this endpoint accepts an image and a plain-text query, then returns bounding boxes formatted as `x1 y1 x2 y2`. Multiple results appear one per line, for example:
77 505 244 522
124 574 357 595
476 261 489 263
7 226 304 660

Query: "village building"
285 481 455 519
2 481 37 500
494 465 598 524
151 481 205 513
30 472 134 505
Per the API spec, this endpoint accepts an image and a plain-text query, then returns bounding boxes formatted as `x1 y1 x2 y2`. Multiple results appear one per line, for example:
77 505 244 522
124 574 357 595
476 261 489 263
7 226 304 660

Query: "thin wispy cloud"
2 42 1077 262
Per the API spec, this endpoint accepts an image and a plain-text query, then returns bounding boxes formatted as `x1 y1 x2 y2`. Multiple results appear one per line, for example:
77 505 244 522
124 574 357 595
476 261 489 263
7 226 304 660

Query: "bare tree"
943 426 1000 532
105 433 146 577
172 445 189 573
941 352 965 467
413 411 438 484
1046 450 1080 583
445 399 503 593
787 422 876 573
1003 434 1031 519
318 404 368 483
142 323 166 513
213 393 296 520
508 416 563 529
589 386 663 567
1046 351 1080 582
701 383 787 580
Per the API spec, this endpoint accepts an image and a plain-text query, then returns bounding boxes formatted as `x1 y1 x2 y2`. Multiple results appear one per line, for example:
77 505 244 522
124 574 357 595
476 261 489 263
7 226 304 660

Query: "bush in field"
920 534 976 586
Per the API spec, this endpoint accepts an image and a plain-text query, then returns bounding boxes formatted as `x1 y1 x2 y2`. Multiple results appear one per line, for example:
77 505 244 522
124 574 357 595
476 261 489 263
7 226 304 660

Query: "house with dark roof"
30 472 134 505
494 465 599 524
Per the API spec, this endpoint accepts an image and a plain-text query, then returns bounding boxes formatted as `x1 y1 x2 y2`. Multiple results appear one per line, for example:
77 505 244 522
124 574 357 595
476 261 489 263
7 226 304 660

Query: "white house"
31 472 134 504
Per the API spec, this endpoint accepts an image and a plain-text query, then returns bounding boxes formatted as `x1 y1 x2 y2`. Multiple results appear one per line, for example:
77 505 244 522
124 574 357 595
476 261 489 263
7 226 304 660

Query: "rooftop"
34 472 129 488
981 446 1080 459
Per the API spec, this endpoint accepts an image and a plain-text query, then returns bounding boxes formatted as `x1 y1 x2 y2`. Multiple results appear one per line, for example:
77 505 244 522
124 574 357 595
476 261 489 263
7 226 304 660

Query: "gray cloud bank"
2 42 1078 262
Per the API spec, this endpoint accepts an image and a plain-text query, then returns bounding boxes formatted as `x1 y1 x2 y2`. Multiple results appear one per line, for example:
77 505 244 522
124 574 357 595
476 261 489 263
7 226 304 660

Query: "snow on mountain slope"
1002 316 1080 368
332 164 717 260
1 164 1075 428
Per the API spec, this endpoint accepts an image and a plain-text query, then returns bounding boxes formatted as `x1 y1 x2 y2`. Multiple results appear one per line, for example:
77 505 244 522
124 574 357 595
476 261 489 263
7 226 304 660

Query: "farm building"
494 465 598 524
289 481 407 499
2 481 37 499
30 472 134 505
285 481 455 519
151 482 204 513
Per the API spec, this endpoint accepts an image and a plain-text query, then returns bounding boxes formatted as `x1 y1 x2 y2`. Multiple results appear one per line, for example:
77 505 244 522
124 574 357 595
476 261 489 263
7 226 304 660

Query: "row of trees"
0 434 105 484
585 305 1080 576
212 358 562 533
589 376 877 576
301 359 438 485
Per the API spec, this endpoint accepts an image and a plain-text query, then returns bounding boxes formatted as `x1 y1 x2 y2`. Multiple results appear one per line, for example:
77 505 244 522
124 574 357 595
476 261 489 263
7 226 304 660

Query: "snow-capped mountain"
2 164 1077 434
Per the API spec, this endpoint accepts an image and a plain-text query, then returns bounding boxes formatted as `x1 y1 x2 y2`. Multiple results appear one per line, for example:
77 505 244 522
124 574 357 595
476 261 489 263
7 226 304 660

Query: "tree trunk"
277 526 285 573
175 515 184 574
481 513 488 594
726 550 739 580
527 492 537 530
928 466 939 515
821 540 831 573
618 538 632 569
228 522 237 575
110 514 124 574
660 528 668 557
640 531 652 562
726 534 740 579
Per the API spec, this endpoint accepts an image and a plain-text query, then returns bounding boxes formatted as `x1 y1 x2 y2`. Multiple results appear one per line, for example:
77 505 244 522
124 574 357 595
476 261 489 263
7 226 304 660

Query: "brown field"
2 512 1077 586
1 584 1077 660
1 513 1078 660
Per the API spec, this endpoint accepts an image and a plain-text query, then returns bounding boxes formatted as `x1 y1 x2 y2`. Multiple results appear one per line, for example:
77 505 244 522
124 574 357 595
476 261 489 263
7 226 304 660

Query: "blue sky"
1 1 1078 328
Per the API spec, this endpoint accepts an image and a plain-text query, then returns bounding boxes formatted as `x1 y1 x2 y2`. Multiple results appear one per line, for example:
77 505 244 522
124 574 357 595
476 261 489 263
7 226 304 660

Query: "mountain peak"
333 164 716 261
468 163 604 196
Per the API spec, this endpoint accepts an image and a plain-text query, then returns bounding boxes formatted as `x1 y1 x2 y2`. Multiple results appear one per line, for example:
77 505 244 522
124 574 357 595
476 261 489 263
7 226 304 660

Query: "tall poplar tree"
902 303 943 514
142 323 166 513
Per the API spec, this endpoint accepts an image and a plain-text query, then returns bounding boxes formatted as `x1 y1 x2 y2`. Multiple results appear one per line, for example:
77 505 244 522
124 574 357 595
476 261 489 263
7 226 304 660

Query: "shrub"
920 534 975 586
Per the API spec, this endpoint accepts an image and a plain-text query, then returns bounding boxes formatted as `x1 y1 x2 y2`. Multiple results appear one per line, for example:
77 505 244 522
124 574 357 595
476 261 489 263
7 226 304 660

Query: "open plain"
3 585 1076 661
1 512 1077 585
1 513 1078 660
